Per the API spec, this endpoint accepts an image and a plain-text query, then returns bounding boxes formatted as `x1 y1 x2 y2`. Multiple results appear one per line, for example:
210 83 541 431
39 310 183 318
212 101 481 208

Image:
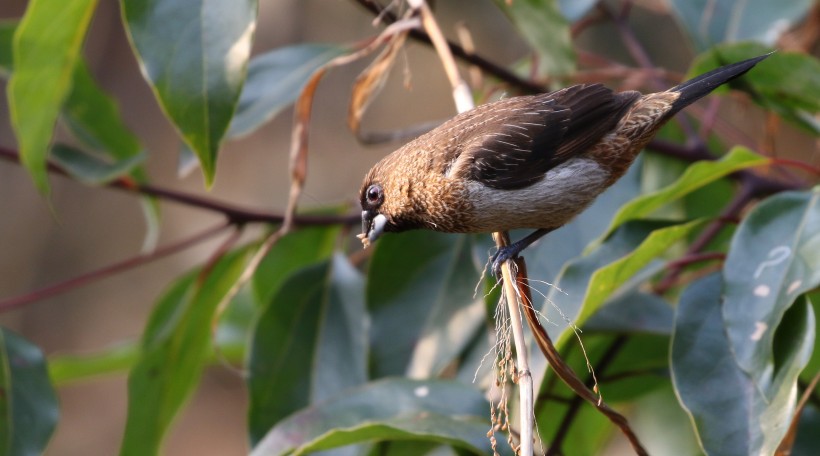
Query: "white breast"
464 158 611 232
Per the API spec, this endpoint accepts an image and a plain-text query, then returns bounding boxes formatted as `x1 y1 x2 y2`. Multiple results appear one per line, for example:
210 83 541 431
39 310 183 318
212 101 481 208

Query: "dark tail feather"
668 53 771 115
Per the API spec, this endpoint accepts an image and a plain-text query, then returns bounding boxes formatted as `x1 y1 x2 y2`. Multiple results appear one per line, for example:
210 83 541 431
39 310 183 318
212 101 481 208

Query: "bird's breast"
463 158 611 232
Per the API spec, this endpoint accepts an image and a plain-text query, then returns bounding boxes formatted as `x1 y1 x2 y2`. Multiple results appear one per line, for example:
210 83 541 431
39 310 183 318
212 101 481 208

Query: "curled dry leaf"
285 17 421 229
348 28 410 138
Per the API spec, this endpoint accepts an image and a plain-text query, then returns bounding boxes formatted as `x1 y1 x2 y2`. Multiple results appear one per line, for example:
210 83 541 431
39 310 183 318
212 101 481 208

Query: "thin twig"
401 2 534 453
353 0 547 93
514 259 648 455
0 221 231 312
494 233 535 456
0 146 360 227
655 180 755 294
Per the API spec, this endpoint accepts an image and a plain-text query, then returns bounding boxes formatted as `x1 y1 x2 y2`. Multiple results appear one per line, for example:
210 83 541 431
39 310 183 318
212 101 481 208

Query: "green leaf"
248 254 367 444
492 0 575 77
121 0 258 186
7 0 100 194
63 58 160 249
689 43 820 135
2 20 159 247
569 219 704 342
48 342 138 385
50 144 144 184
63 59 143 159
668 0 814 51
722 188 820 381
250 379 502 456
251 225 340 306
671 274 815 455
598 146 768 243
367 232 481 378
584 291 674 335
0 327 59 456
120 247 250 456
229 43 348 138
527 221 668 387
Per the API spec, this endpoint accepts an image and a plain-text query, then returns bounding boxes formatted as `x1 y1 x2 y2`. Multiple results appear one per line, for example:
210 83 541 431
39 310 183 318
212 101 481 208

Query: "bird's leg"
491 228 555 277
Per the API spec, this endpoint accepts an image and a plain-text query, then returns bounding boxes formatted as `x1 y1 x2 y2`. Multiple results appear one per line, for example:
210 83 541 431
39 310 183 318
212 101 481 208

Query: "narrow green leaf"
120 248 250 456
229 43 348 138
121 0 258 186
492 0 575 77
63 59 143 159
248 255 367 444
50 144 144 184
367 232 481 378
529 221 669 387
7 0 100 194
2 20 159 248
599 147 768 242
572 219 705 339
250 379 501 456
0 327 59 456
671 274 815 455
689 43 820 135
668 0 814 51
723 188 820 380
48 342 138 385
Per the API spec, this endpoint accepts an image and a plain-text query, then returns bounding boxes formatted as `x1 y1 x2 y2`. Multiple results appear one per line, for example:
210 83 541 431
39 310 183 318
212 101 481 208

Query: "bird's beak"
357 211 387 248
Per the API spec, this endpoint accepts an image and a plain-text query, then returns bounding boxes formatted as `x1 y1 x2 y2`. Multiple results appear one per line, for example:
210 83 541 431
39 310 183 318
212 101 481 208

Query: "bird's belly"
463 158 611 232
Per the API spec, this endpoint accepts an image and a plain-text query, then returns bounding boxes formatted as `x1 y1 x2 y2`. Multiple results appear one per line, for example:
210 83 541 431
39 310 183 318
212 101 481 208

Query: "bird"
357 54 769 274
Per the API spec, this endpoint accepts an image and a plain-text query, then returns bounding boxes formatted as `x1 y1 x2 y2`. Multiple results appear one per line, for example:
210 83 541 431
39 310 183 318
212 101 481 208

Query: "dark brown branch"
654 166 794 295
664 251 726 270
0 221 231 312
0 146 360 227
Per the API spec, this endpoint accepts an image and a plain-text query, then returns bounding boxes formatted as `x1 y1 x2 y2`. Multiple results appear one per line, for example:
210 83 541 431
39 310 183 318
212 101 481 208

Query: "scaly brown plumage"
358 55 769 271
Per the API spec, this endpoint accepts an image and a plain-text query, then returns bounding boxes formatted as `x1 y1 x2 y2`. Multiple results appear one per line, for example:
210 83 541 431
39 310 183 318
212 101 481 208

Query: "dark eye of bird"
366 184 383 206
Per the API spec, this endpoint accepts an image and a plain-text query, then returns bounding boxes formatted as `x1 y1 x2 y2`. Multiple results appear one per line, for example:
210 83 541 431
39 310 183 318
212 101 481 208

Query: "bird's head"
357 177 390 248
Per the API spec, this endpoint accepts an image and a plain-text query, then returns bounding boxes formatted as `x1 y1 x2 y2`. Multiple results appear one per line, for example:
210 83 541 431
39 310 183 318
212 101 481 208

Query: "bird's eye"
366 184 383 205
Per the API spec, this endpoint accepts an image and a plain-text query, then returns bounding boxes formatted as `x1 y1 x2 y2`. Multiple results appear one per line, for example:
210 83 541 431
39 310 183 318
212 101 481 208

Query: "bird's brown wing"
452 84 640 190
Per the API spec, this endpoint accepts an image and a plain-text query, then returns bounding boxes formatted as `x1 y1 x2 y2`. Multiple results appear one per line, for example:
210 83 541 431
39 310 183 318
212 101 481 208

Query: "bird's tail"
667 53 771 115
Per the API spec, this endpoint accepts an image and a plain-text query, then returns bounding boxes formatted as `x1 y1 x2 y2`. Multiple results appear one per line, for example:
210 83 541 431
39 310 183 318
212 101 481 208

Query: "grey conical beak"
358 211 387 248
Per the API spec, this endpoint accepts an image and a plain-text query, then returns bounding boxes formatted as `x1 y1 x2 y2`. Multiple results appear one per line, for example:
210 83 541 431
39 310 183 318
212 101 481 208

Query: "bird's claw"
491 246 519 278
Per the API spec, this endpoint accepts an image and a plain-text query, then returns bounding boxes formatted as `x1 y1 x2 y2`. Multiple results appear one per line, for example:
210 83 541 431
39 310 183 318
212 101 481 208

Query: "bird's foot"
491 245 521 278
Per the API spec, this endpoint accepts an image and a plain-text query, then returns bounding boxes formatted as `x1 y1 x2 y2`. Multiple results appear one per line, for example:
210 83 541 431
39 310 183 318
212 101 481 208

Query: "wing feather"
450 84 640 189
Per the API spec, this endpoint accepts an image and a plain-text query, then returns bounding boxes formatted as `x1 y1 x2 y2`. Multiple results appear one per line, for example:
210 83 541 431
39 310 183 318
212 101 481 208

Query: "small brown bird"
358 55 768 273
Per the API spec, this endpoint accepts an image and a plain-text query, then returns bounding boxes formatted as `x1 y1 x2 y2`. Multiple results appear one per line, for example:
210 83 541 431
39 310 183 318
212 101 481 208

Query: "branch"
513 259 648 455
353 0 547 93
654 171 785 294
0 146 359 227
0 221 231 312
